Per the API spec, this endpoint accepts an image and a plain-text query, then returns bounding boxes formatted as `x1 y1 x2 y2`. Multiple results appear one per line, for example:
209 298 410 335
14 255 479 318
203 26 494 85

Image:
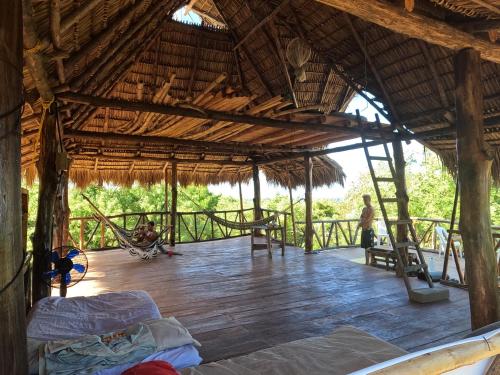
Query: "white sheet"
27 291 202 374
95 344 202 375
27 291 161 341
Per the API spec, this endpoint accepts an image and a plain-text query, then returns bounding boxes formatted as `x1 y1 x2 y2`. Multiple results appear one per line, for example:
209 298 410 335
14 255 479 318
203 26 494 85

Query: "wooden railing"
295 219 360 249
68 208 261 250
296 217 499 251
68 209 498 253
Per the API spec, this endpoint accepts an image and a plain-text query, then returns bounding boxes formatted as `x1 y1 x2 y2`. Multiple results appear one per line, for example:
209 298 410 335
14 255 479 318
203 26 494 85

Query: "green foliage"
22 149 500 251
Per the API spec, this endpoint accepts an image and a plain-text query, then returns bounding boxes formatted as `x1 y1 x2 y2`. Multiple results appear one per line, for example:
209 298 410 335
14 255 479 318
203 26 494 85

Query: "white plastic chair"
376 220 389 246
435 226 462 258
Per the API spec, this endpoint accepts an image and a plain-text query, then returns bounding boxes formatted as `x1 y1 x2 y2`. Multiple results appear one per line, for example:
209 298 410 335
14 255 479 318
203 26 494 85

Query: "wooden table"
251 224 285 258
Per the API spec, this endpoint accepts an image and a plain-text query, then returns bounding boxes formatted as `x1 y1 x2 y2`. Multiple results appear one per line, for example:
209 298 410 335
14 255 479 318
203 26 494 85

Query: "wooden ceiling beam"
315 0 500 64
57 91 374 136
71 153 250 166
64 129 309 154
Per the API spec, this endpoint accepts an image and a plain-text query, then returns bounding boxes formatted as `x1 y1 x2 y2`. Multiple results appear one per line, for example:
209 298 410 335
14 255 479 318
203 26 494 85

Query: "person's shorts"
361 229 374 249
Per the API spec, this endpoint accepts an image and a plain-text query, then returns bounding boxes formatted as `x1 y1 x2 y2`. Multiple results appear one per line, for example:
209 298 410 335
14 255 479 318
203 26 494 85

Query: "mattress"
27 291 161 341
181 326 407 375
27 291 202 374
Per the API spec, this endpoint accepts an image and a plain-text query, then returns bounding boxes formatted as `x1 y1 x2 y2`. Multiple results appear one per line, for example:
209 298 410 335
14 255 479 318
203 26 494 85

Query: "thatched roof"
20 0 500 187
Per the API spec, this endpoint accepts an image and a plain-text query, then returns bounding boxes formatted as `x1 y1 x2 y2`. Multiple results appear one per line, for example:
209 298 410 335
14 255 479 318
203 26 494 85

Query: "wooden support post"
169 162 178 247
288 178 297 246
32 106 59 302
455 48 498 329
164 165 169 233
304 153 314 252
252 164 262 224
238 177 244 234
392 137 410 268
0 0 28 371
53 170 70 249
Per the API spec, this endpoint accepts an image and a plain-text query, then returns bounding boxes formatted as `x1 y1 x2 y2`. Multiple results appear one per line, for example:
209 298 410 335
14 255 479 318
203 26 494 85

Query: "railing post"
170 162 177 247
100 220 105 248
79 219 85 250
304 153 313 252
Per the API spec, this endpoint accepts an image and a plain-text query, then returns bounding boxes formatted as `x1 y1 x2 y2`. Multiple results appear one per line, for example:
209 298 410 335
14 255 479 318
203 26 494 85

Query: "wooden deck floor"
68 237 471 363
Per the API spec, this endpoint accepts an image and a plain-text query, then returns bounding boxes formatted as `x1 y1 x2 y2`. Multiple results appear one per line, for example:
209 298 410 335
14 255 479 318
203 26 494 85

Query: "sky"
208 95 426 201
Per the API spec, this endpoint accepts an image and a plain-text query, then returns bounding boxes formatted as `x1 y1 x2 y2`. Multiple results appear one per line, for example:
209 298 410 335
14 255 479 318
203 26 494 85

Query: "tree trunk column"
53 169 70 249
455 48 498 329
32 106 59 302
252 164 262 220
288 184 297 246
0 0 28 371
392 137 410 269
238 177 244 234
164 165 169 233
169 162 177 247
304 154 314 252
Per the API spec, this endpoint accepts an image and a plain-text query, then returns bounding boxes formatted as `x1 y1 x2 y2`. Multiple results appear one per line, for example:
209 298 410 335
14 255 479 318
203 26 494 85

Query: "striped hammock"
83 194 165 260
203 210 277 230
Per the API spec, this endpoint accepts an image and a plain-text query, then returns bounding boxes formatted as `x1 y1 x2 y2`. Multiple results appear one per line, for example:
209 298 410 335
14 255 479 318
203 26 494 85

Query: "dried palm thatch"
26 154 344 189
431 0 500 18
20 0 500 189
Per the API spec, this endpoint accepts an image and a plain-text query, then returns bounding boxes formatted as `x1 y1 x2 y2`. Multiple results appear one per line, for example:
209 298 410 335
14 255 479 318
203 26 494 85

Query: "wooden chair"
250 224 285 258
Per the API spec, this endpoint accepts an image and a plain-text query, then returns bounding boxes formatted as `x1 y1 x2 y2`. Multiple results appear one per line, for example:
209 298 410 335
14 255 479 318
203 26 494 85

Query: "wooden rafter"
210 0 273 98
417 40 450 109
233 0 290 50
315 0 500 64
344 13 400 122
469 0 500 15
269 19 299 108
287 14 390 118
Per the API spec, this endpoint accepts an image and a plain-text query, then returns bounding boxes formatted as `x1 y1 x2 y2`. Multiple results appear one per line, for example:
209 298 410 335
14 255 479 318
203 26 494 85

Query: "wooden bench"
365 246 419 271
251 224 285 258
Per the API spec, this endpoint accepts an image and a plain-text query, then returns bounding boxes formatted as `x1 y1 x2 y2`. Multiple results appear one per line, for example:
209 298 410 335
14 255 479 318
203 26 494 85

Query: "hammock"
83 195 166 260
203 210 277 230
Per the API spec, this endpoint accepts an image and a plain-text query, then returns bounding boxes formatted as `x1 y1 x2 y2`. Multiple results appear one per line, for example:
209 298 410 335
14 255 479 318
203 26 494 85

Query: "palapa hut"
1 0 500 372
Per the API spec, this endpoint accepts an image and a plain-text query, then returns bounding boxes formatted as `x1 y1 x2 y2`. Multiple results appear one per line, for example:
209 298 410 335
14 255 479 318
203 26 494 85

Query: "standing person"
359 194 375 250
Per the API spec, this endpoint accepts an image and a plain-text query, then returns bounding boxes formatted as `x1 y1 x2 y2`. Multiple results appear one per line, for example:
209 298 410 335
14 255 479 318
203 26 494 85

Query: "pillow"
122 360 180 375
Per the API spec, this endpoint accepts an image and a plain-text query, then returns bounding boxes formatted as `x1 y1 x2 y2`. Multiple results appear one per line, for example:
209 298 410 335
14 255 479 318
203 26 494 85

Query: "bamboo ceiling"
21 0 500 186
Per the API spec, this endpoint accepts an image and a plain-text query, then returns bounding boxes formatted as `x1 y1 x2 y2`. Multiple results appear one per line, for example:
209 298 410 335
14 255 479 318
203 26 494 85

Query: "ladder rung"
375 177 395 182
388 219 412 225
381 198 399 203
369 156 391 161
395 241 417 248
404 264 424 273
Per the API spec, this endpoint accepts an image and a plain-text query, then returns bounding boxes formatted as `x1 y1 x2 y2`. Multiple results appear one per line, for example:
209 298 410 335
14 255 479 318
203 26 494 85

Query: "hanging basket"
286 37 312 83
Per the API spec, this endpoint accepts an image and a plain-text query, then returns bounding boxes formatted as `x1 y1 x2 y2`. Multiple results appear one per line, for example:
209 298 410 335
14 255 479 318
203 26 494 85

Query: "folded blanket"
39 318 200 375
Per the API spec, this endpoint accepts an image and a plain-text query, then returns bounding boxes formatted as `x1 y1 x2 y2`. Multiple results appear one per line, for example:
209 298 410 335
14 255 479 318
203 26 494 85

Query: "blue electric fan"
43 246 88 296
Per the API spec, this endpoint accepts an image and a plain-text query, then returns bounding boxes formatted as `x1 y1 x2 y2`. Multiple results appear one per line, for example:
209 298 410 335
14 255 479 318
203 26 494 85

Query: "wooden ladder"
357 111 449 303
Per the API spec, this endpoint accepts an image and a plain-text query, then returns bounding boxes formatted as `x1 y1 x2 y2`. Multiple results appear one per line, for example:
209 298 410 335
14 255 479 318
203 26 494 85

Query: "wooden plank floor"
68 237 471 363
